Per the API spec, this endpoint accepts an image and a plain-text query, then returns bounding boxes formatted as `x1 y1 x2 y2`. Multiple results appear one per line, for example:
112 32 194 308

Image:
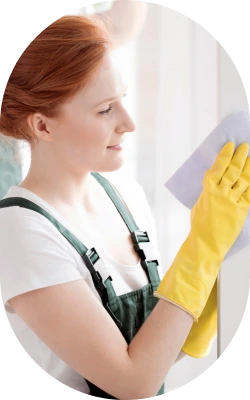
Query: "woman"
0 14 249 399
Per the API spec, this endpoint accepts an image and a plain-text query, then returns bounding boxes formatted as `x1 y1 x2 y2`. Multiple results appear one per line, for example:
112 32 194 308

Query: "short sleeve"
0 207 84 314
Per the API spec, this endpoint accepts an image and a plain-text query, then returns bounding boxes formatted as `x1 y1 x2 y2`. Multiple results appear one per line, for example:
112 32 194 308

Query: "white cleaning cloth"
165 111 250 260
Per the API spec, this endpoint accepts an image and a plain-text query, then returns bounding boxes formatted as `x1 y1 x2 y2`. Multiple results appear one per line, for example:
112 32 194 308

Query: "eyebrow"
94 85 128 108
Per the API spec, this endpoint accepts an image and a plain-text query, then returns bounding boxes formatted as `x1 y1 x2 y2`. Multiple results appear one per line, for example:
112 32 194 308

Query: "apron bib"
0 172 165 398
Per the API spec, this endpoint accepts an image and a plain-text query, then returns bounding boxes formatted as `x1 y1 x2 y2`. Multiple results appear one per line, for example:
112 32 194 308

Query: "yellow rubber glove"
182 279 217 357
154 142 250 323
182 207 218 358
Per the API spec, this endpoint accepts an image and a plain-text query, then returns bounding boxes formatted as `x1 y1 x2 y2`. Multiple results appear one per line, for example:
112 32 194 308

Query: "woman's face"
43 52 136 173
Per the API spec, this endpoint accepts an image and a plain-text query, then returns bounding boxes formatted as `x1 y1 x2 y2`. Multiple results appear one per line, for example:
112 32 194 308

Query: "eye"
98 92 128 115
99 106 113 115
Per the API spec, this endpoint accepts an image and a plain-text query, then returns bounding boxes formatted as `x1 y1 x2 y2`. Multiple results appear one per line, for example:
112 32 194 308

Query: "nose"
116 112 136 134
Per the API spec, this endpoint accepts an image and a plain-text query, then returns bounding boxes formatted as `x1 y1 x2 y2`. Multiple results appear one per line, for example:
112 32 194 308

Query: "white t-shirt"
0 176 163 394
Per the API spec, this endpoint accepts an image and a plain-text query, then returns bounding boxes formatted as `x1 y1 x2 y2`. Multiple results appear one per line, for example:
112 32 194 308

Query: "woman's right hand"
190 141 250 261
154 141 250 323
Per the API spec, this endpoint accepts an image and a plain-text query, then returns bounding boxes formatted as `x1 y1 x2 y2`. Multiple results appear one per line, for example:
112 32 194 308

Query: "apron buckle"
131 230 159 263
82 247 113 286
141 259 159 271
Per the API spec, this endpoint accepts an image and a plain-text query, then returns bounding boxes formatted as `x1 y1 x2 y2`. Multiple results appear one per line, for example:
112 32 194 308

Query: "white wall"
218 45 250 356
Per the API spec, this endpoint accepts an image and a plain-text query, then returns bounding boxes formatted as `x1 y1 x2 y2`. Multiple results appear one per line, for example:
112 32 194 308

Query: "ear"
27 113 54 143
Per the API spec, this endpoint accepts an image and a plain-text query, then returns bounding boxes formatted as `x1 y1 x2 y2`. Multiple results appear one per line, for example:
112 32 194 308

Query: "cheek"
57 115 109 151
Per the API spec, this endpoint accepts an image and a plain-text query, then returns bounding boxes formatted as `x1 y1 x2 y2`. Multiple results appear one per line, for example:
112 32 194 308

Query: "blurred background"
1 0 249 394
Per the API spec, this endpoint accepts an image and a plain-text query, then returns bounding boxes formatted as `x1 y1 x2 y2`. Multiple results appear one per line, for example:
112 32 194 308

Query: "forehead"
59 53 128 114
85 53 128 98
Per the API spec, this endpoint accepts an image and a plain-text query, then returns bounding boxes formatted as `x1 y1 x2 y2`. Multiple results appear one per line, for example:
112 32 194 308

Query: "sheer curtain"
134 3 218 391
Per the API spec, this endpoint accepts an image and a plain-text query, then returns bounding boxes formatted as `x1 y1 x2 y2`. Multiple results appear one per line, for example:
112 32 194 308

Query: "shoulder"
0 203 75 257
104 174 153 221
102 173 157 236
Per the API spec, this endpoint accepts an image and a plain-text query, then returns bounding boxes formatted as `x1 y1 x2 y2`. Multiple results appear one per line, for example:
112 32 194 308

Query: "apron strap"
91 172 139 233
91 172 160 283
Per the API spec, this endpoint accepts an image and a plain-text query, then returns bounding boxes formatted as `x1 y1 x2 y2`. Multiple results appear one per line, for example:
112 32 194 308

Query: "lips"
107 145 122 150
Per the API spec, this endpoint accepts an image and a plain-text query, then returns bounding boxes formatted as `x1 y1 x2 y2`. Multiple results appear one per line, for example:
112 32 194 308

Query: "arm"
96 0 148 48
9 278 193 400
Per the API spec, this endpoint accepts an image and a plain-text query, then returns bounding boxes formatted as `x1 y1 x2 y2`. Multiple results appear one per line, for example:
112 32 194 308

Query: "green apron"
0 172 165 398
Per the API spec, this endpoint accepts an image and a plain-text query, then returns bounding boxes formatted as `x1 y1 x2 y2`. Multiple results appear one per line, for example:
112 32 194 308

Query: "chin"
97 158 125 173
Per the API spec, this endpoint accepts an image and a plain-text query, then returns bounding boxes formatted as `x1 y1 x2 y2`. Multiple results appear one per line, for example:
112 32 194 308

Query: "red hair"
0 14 113 149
